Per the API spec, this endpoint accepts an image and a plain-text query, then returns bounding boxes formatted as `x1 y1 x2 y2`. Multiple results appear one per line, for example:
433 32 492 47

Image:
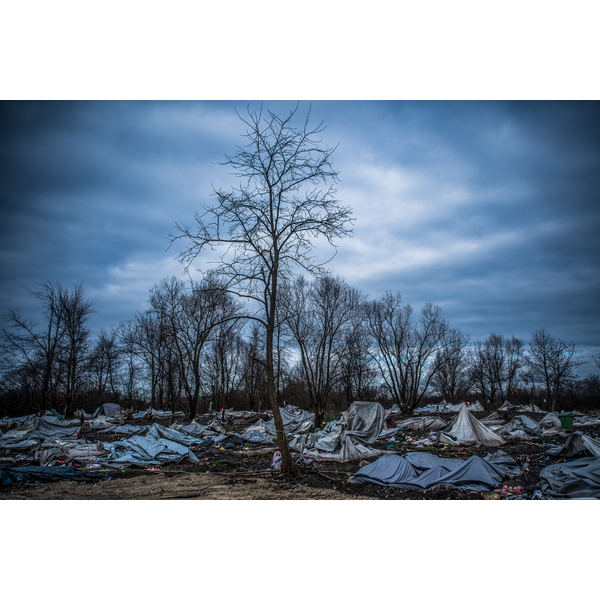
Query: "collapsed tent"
414 400 483 415
263 404 314 436
539 457 600 499
292 401 386 462
496 415 541 439
546 432 600 458
0 465 100 488
378 416 448 439
102 434 199 468
352 450 520 492
0 416 80 448
36 440 108 467
497 401 515 411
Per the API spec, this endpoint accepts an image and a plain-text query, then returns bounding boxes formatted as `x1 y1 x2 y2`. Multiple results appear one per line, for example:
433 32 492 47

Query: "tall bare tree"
169 104 353 473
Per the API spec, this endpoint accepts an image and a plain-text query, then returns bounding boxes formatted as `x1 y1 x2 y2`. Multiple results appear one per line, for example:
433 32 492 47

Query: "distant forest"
2 277 599 419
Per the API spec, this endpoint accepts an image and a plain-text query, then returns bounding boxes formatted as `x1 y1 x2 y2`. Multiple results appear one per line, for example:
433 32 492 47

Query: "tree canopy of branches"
468 334 524 409
0 282 93 415
281 274 365 426
366 294 464 414
169 104 353 472
527 327 585 411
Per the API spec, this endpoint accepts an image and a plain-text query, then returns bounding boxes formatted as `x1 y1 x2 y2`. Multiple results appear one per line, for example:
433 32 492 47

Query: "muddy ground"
1 410 598 500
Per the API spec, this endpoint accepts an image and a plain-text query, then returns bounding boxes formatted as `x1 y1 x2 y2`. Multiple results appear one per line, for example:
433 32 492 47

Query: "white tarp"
438 403 506 447
413 400 482 414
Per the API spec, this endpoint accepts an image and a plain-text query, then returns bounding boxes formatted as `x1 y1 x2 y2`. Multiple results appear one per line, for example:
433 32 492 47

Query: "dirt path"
1 471 365 500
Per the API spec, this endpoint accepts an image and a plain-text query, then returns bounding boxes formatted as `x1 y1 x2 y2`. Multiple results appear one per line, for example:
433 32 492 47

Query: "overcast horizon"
1 100 599 375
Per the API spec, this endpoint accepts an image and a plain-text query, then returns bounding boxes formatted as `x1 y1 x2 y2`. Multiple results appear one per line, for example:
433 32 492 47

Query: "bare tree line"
1 276 596 420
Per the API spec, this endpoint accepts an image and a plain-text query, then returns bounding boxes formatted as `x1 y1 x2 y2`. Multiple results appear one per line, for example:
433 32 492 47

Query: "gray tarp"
264 404 314 436
379 416 448 439
539 457 600 498
102 434 199 468
0 416 79 446
546 432 600 458
352 451 513 491
0 465 100 487
37 440 108 466
497 415 541 439
212 431 274 446
289 417 345 453
298 402 385 462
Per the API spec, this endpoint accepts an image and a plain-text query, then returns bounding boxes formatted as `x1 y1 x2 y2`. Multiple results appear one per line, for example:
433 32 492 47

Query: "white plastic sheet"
441 403 505 446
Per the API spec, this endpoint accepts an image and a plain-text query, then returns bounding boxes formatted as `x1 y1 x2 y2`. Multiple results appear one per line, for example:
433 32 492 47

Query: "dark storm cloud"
1 100 599 371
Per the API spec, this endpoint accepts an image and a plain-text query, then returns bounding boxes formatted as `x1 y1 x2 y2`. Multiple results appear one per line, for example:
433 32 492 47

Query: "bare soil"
1 410 598 500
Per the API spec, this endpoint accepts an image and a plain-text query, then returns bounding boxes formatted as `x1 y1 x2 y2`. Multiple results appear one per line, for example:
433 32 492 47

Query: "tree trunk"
266 308 293 474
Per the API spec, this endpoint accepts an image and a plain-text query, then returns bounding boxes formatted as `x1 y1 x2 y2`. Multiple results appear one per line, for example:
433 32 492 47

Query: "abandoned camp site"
2 399 600 500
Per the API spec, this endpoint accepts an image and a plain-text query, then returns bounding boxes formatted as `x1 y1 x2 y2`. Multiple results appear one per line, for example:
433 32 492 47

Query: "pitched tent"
440 403 506 446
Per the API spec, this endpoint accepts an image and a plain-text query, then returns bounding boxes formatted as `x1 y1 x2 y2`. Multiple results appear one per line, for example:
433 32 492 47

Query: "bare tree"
239 324 268 413
58 283 94 417
144 275 240 417
169 104 353 473
366 294 460 414
430 329 471 404
468 334 525 409
281 274 365 426
339 322 379 406
1 282 66 412
527 327 585 411
203 318 246 414
118 310 168 409
89 327 122 403
1 281 93 415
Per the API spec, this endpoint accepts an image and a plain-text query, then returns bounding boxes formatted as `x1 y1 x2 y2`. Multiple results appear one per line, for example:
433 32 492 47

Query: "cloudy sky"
1 100 599 372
